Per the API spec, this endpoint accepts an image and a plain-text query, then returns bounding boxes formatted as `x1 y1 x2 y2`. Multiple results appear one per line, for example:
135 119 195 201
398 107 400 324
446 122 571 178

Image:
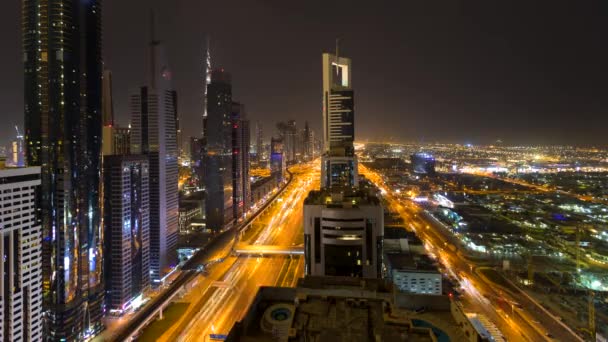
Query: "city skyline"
3 1 608 147
2 1 608 341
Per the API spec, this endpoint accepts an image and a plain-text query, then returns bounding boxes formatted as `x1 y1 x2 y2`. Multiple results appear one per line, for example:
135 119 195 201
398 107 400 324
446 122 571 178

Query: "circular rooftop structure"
260 303 295 339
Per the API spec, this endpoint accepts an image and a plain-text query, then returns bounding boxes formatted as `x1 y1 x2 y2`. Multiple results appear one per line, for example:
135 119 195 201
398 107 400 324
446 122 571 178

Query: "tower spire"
149 9 159 88
335 38 340 59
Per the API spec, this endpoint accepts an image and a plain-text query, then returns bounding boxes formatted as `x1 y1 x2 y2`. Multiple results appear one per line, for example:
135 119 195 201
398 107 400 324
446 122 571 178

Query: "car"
413 306 426 314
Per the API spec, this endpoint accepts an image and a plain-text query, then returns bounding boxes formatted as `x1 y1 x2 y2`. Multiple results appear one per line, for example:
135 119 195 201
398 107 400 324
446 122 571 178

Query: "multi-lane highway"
360 164 583 342
152 163 319 341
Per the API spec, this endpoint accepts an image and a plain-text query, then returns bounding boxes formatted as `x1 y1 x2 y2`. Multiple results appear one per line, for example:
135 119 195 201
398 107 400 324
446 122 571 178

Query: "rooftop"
227 276 469 342
304 187 381 207
385 252 439 273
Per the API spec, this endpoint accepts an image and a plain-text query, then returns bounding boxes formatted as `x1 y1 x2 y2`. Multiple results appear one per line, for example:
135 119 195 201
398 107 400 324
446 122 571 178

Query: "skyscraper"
103 155 150 314
254 121 263 162
303 121 313 162
9 126 25 167
204 69 234 230
305 48 383 279
322 52 354 155
23 0 104 339
190 136 204 184
0 166 43 341
202 35 212 136
130 15 179 282
277 120 297 163
102 125 131 156
321 51 358 189
102 69 115 127
270 137 286 183
231 103 251 219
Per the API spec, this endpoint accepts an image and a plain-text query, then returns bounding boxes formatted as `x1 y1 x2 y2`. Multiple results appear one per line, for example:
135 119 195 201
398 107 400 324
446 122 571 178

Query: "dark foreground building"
23 0 104 339
103 155 150 314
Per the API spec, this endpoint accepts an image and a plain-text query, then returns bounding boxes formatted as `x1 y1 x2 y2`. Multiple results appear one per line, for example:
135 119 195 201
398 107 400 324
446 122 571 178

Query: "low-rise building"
227 276 474 342
385 252 442 295
304 189 383 278
179 202 203 234
251 176 277 205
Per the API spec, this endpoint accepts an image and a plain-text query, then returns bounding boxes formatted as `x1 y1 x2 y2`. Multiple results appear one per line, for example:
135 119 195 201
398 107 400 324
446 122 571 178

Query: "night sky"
2 1 608 147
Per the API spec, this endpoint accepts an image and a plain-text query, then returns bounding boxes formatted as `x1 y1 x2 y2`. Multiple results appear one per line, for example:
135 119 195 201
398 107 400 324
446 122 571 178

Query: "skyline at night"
2 1 608 147
3 1 608 341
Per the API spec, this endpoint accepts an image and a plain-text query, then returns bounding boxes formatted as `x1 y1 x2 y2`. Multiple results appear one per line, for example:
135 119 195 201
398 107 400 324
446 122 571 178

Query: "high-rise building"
204 69 234 230
23 0 104 339
321 52 358 189
130 15 179 282
305 48 383 280
277 120 297 163
322 53 354 155
270 137 286 183
102 125 131 156
103 69 115 127
103 155 150 314
231 103 251 219
254 121 263 162
190 137 204 184
303 121 313 161
0 167 43 341
9 126 25 167
202 35 212 137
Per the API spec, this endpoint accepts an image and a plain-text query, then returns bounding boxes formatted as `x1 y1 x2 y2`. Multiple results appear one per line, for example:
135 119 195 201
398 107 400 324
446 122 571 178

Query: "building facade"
321 52 358 190
129 23 179 282
102 69 115 127
0 167 43 341
23 0 104 339
270 137 286 183
204 69 234 231
304 190 383 278
385 253 442 295
231 103 251 219
304 49 383 280
103 155 150 313
102 125 131 156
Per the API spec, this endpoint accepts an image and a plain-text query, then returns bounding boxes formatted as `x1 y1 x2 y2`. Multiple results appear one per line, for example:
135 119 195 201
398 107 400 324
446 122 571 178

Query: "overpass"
234 244 304 256
111 170 294 341
112 270 194 341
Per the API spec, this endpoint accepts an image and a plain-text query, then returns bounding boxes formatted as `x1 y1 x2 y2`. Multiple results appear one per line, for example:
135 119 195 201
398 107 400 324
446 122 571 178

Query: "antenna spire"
335 38 340 59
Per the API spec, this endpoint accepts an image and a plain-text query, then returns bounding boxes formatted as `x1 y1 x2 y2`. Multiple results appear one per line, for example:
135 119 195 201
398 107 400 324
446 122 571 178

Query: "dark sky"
2 1 608 147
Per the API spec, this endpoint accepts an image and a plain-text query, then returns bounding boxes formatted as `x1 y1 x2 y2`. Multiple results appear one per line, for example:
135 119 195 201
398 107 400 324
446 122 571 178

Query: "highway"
360 164 583 342
107 164 299 341
154 163 319 341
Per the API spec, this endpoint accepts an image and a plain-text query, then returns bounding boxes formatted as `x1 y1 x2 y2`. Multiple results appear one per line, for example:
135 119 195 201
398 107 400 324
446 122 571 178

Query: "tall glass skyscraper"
321 52 358 189
23 0 104 340
130 17 179 282
204 70 234 230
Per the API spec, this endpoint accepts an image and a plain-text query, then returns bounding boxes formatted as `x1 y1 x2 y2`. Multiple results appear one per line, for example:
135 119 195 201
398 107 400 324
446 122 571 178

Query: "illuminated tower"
305 44 383 279
321 45 358 189
202 34 212 136
23 0 104 339
11 126 25 167
130 13 179 282
204 69 234 230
